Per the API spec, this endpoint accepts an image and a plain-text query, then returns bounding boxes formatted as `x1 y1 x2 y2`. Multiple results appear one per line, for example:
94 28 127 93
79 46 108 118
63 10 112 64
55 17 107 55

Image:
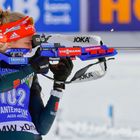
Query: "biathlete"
0 9 73 140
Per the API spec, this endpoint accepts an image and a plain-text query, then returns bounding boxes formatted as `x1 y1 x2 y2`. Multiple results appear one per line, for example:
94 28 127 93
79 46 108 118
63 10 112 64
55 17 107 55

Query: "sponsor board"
1 0 80 32
88 0 140 31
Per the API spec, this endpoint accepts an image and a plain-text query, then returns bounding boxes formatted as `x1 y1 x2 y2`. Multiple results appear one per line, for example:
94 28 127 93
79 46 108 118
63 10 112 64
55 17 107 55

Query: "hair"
0 8 25 25
0 8 26 52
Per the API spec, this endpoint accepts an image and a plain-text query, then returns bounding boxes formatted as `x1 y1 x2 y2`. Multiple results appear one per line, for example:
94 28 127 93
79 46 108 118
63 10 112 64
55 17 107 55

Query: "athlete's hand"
29 48 49 74
49 58 73 82
49 58 73 91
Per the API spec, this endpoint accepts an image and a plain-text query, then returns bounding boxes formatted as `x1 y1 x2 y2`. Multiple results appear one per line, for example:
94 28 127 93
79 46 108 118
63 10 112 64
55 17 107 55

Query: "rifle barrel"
113 47 140 52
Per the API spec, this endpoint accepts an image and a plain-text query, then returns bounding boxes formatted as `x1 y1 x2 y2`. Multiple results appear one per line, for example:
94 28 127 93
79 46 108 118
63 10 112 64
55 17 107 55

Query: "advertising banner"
88 0 140 31
1 0 80 32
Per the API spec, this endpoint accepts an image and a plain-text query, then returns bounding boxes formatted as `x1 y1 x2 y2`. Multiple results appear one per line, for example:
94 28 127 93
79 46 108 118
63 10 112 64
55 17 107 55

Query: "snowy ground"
37 52 140 140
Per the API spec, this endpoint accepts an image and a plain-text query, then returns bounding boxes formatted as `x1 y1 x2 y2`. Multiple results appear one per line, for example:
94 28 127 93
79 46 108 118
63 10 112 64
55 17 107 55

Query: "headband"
0 16 36 42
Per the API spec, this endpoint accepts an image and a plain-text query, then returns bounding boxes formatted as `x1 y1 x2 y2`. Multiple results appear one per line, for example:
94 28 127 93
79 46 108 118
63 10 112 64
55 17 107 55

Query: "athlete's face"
0 35 33 53
8 35 33 50
0 43 7 53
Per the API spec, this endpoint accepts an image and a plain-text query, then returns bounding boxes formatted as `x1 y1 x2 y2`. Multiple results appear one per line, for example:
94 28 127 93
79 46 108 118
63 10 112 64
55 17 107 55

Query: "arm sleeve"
29 75 60 135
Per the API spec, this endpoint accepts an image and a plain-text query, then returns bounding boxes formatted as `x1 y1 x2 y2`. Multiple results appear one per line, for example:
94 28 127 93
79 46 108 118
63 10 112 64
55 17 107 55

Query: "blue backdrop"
88 0 140 31
1 0 80 32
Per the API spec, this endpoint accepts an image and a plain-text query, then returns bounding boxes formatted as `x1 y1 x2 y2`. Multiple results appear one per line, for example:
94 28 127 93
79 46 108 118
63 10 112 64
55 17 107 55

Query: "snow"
37 52 140 140
45 121 140 138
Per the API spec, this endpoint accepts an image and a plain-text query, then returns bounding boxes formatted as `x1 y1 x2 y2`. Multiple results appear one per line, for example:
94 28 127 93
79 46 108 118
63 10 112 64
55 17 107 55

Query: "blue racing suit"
0 62 61 140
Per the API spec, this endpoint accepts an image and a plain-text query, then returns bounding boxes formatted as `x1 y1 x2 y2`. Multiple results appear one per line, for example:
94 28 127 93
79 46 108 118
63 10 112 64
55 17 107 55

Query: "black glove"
29 48 49 74
49 58 73 91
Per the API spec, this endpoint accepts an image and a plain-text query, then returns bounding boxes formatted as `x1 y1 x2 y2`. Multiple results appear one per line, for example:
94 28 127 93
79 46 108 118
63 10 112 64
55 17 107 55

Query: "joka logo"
79 72 94 80
73 37 90 43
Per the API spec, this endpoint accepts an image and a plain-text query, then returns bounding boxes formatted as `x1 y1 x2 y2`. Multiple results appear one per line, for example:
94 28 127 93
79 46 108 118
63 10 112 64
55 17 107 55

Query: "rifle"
0 34 117 83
